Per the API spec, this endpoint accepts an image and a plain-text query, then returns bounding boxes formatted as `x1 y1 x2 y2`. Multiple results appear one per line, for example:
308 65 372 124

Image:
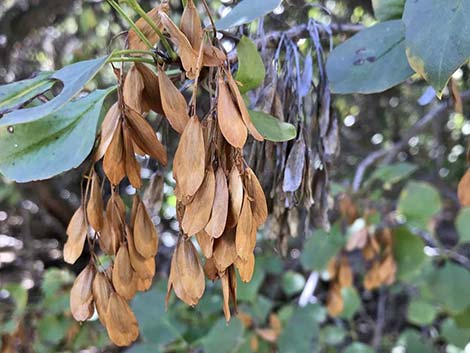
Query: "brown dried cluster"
326 255 353 316
64 0 267 346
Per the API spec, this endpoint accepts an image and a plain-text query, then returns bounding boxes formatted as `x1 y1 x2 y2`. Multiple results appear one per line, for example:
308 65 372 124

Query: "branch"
352 91 470 192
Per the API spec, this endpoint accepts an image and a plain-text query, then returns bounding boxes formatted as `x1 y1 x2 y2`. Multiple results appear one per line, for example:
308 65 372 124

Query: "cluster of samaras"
327 195 397 316
63 0 268 347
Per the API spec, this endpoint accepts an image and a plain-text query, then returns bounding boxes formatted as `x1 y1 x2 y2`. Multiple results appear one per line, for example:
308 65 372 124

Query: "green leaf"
407 299 438 326
339 287 361 320
393 227 426 280
403 0 470 96
249 110 296 142
126 343 164 353
0 72 54 112
320 325 346 346
455 207 470 243
326 20 414 94
277 305 320 353
237 264 265 302
365 162 417 189
426 262 470 314
281 271 306 296
397 330 437 353
372 0 405 21
0 88 114 182
0 55 109 127
397 181 441 229
453 307 470 328
441 318 470 349
37 315 71 344
342 343 374 353
201 318 245 353
235 36 265 93
215 0 281 30
300 224 346 271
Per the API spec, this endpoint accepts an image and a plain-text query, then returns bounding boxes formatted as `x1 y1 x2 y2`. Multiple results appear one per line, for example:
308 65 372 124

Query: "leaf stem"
107 0 154 50
112 49 156 56
108 57 155 65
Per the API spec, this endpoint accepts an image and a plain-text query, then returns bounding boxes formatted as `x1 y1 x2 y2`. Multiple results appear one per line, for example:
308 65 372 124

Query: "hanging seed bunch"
247 19 339 253
64 0 267 346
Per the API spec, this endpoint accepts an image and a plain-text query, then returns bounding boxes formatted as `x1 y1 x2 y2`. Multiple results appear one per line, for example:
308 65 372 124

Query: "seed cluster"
64 0 268 347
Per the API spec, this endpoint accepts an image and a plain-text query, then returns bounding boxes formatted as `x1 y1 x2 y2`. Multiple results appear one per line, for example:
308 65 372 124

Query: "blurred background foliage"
1 0 470 352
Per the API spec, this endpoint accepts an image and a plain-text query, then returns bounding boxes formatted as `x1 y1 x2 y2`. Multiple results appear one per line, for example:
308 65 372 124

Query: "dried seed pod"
235 252 255 283
64 206 88 264
159 11 198 79
123 64 146 114
87 170 104 232
217 76 247 148
167 248 196 306
458 169 470 206
213 228 237 272
235 194 254 261
135 63 164 115
196 230 214 258
181 167 216 236
100 197 123 256
122 124 142 189
326 283 343 316
228 265 237 313
133 199 159 259
112 245 137 300
70 264 95 322
203 45 227 67
338 256 353 288
173 116 205 198
180 0 203 51
103 124 126 186
205 167 229 238
96 102 120 161
227 166 244 229
105 292 139 347
378 254 396 285
245 168 268 226
221 271 231 321
128 3 168 51
136 276 153 292
225 72 263 141
169 237 205 305
92 272 113 326
158 66 190 134
364 262 381 291
125 107 168 166
203 257 219 280
126 226 155 280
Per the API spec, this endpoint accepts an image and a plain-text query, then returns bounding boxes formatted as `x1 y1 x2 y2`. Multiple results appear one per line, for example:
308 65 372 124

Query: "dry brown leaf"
225 72 263 141
133 199 159 258
235 194 253 261
245 168 268 226
159 11 198 79
270 314 282 336
136 276 153 292
338 194 358 225
64 206 88 264
158 66 190 134
227 166 244 228
364 262 381 291
213 228 237 272
135 63 164 115
126 226 155 280
221 271 231 321
182 167 216 235
180 0 203 51
196 230 214 258
256 329 278 343
87 170 104 232
70 264 95 322
105 292 139 347
123 64 146 114
217 76 247 148
326 257 338 279
112 245 137 300
128 3 168 51
173 116 205 198
92 272 113 326
458 169 470 206
326 283 343 317
103 123 126 186
95 102 120 161
122 125 142 189
203 45 226 67
205 167 229 238
234 252 255 283
379 254 396 285
338 256 353 287
125 107 167 166
203 256 219 281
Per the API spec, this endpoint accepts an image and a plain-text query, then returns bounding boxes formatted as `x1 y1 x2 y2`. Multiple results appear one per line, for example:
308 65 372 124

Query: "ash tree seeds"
64 0 267 347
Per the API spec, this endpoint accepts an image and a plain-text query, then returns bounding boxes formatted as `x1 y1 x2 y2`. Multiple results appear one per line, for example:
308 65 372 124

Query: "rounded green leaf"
327 20 414 94
248 110 296 142
342 343 374 353
281 271 306 296
339 287 361 320
441 318 470 349
0 88 114 182
397 181 441 229
215 0 281 30
455 207 470 244
372 0 405 21
236 36 266 93
393 227 426 280
403 0 470 96
407 299 438 326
